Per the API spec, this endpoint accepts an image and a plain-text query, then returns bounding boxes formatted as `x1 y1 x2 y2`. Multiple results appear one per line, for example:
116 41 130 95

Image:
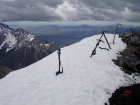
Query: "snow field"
0 34 140 105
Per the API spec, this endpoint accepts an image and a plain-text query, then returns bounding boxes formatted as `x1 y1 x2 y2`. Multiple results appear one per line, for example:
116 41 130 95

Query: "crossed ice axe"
90 31 111 57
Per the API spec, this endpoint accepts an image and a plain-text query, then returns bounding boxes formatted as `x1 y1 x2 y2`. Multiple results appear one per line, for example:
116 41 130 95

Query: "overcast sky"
0 0 140 23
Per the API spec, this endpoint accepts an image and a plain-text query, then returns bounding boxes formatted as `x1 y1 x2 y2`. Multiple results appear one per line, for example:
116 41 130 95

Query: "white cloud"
56 1 77 20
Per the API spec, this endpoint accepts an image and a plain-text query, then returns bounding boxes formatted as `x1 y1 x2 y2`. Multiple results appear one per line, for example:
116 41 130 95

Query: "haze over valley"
8 23 140 46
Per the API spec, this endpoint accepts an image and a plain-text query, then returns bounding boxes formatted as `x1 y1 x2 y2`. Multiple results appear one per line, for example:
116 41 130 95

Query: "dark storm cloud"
74 0 140 22
0 0 140 22
0 0 64 21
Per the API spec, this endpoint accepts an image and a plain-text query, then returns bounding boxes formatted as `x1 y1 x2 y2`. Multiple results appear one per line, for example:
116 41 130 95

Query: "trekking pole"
111 23 122 44
58 48 61 72
56 46 63 76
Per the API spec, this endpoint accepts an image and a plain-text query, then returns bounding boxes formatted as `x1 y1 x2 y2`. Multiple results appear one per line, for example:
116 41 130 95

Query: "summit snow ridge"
0 34 140 105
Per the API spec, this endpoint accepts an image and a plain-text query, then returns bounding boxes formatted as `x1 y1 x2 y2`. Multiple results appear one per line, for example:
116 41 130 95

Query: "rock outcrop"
112 31 140 75
0 66 12 79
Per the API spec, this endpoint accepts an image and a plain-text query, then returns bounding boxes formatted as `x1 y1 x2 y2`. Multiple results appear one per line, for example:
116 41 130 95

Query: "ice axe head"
117 23 122 26
102 31 109 34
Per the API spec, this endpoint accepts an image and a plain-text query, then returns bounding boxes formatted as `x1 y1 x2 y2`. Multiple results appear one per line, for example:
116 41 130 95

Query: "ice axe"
130 28 139 35
111 23 122 44
90 39 105 57
90 31 111 57
101 31 111 49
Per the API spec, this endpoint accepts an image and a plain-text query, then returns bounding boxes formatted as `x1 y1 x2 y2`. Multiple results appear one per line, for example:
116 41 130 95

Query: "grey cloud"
0 0 64 21
0 0 140 22
15 0 63 8
74 0 140 22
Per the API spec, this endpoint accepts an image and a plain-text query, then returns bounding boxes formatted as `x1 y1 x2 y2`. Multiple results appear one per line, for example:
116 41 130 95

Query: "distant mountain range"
15 24 139 46
0 23 59 70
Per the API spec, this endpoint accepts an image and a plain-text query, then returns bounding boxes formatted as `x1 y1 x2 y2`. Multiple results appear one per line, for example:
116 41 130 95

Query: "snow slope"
0 34 140 105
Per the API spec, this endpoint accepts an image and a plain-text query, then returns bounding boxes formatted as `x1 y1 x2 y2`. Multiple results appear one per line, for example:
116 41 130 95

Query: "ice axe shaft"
102 31 111 49
104 33 111 49
130 28 138 35
90 39 104 57
130 28 135 34
111 23 122 44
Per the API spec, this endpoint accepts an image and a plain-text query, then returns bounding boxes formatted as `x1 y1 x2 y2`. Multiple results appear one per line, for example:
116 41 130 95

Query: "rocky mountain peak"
0 23 36 52
14 28 28 34
0 23 59 70
0 23 13 30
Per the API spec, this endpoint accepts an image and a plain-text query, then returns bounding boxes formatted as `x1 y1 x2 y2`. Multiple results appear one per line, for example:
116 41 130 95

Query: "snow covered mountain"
0 34 139 105
0 23 35 52
0 23 59 70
